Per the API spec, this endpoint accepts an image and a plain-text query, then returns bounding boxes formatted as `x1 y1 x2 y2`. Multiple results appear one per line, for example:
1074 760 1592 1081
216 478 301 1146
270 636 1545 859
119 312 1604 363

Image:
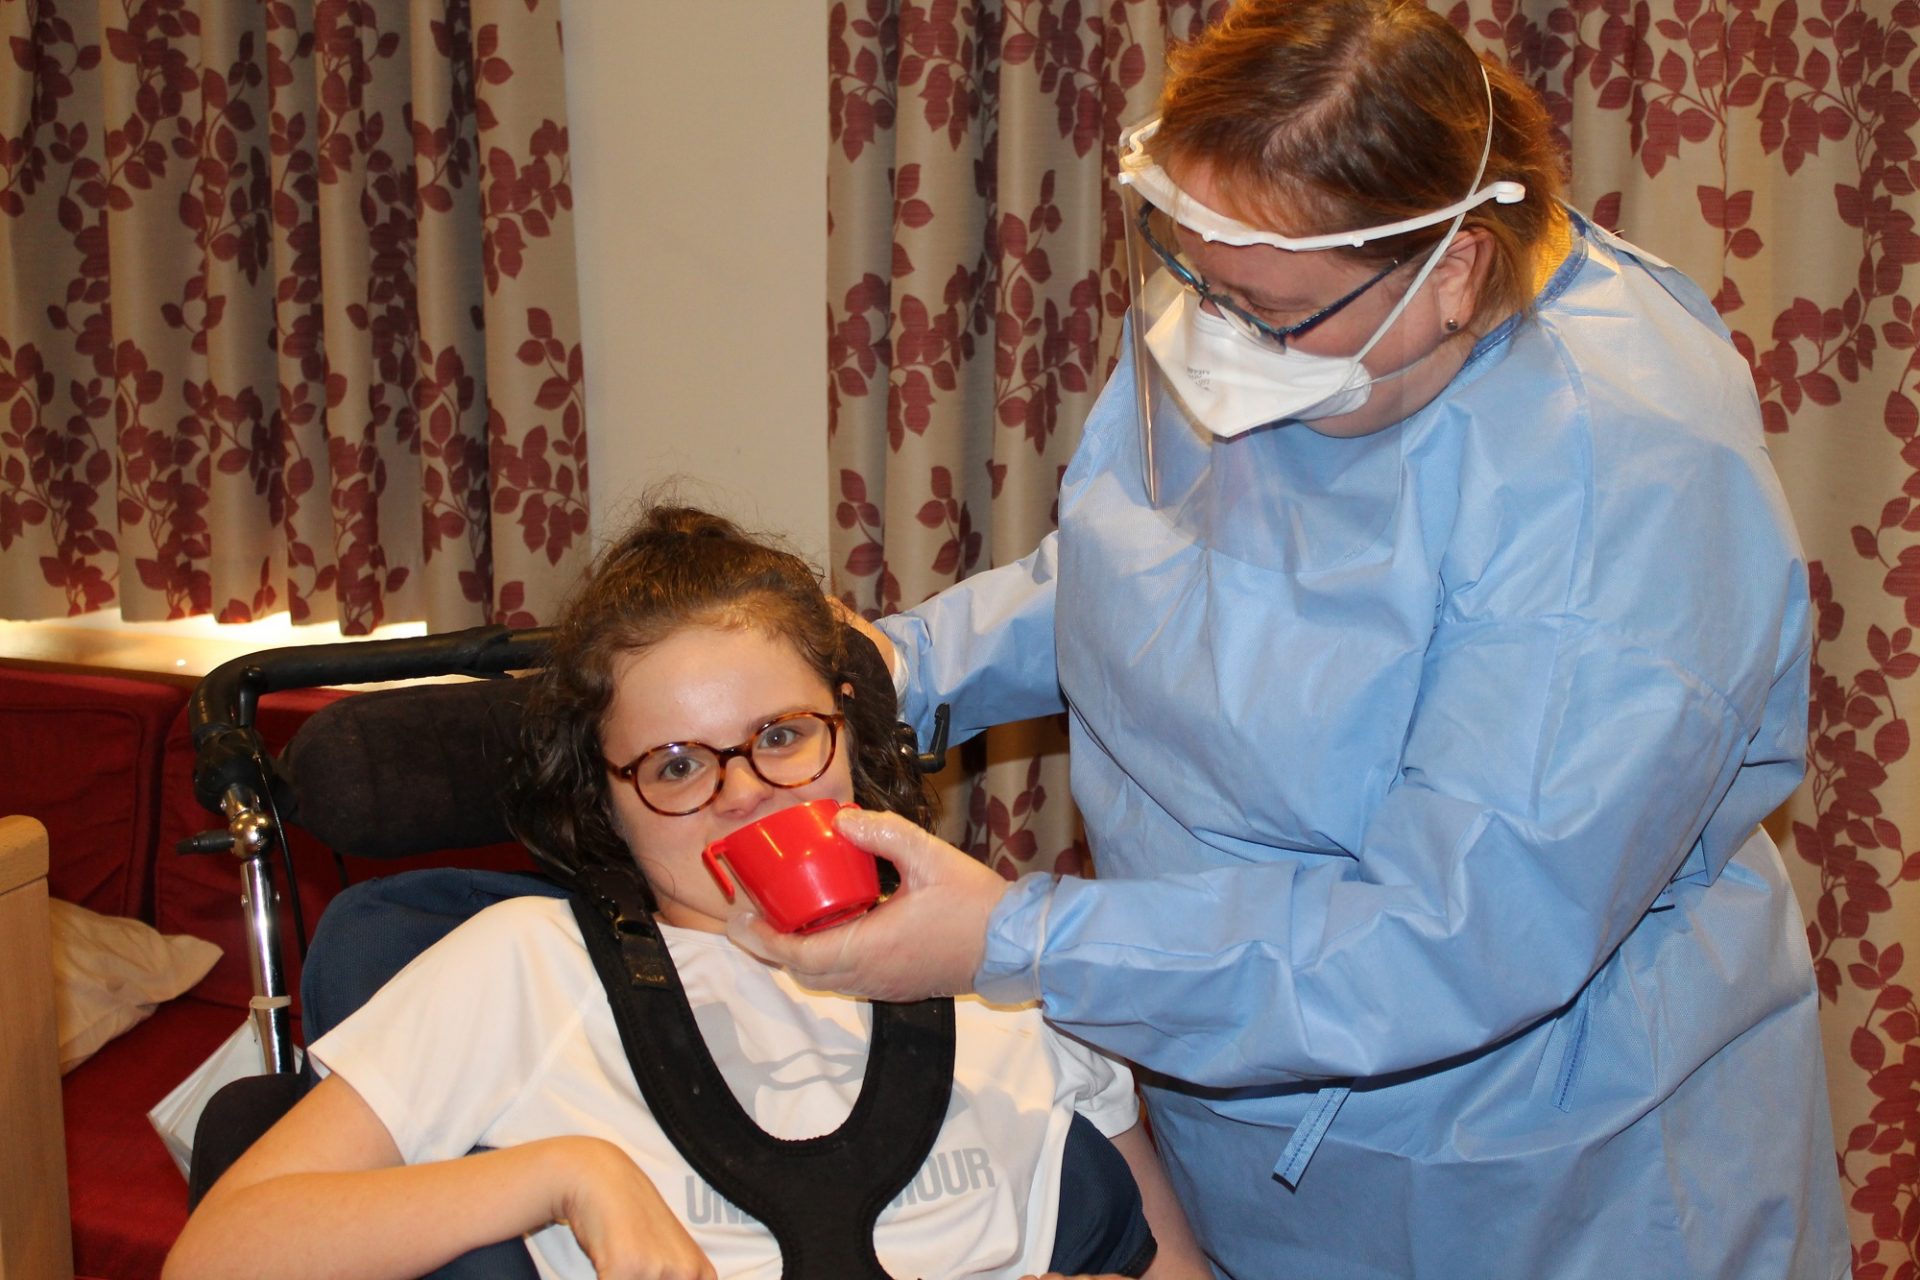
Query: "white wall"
563 1 828 562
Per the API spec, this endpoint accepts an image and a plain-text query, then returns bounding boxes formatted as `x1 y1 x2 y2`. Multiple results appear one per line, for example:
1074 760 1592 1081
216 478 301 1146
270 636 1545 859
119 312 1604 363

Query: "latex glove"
726 808 1008 1001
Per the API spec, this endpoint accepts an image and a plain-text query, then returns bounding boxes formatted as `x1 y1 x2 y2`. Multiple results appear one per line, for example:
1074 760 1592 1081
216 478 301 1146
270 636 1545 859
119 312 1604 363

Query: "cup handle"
702 846 736 901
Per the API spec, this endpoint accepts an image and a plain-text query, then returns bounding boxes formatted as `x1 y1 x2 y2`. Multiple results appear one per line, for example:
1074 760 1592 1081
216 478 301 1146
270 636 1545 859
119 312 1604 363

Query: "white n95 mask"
1142 289 1378 438
1136 193 1480 438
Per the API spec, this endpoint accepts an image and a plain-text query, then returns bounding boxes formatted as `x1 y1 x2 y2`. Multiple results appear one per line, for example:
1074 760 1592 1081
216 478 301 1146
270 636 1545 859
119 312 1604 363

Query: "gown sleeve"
875 531 1066 747
972 344 1812 1089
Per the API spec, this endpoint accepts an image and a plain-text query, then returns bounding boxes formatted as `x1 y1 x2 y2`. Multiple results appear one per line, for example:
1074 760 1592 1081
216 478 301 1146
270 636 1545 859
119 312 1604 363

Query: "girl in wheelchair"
165 507 1207 1280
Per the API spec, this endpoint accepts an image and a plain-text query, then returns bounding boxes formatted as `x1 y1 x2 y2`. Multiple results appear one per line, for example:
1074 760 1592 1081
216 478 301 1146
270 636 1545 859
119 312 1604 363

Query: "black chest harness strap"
569 870 956 1280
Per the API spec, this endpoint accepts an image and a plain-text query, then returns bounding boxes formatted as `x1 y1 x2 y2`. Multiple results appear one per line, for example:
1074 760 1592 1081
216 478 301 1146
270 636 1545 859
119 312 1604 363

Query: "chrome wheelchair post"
220 784 297 1074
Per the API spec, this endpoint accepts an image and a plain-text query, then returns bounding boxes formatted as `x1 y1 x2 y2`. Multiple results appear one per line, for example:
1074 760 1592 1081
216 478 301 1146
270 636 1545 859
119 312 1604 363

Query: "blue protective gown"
877 213 1851 1279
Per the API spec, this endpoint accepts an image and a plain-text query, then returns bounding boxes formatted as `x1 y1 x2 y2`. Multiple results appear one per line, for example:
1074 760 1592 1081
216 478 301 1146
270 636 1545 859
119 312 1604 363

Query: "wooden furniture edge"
0 816 76 1280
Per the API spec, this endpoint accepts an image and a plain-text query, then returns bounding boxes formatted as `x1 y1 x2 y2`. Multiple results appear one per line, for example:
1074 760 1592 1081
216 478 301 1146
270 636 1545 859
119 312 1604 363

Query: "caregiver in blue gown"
734 1 1851 1275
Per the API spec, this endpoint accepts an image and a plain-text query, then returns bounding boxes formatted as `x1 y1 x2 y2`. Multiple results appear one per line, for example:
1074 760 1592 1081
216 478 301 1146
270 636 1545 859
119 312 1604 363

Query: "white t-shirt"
309 895 1136 1280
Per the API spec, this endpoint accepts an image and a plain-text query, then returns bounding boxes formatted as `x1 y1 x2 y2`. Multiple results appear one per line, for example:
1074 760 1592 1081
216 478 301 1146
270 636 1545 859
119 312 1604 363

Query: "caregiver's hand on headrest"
726 807 1010 1001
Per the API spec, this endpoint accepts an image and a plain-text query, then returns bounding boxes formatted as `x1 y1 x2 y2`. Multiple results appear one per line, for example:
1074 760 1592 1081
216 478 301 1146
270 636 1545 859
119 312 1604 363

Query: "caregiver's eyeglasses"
1136 202 1402 350
608 711 846 816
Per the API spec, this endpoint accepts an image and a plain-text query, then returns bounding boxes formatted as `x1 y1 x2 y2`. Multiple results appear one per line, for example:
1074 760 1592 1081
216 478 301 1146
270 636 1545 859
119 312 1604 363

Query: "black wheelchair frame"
181 624 553 1073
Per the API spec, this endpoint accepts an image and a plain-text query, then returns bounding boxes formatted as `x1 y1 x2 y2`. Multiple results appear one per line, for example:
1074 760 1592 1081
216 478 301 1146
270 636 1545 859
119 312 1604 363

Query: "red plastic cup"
701 798 880 934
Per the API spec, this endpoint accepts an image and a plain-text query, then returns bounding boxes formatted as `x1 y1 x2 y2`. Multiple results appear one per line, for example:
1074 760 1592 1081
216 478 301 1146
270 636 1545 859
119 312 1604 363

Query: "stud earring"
1444 318 1461 333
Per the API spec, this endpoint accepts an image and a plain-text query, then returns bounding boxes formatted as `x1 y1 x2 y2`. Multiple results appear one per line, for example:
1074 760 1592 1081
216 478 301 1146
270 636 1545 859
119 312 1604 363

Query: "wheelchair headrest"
284 677 532 859
254 622 943 863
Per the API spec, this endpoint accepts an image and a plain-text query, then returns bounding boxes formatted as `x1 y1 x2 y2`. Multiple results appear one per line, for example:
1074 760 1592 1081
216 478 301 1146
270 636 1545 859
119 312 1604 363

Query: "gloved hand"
725 808 1009 1001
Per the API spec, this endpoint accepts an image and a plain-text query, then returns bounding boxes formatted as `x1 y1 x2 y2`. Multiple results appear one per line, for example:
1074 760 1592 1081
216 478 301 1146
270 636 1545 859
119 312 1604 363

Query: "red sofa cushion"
62 996 247 1280
0 667 187 919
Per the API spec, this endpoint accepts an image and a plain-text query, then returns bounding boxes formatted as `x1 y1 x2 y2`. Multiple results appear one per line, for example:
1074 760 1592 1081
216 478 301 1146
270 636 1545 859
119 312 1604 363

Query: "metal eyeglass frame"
1135 201 1404 350
607 710 847 817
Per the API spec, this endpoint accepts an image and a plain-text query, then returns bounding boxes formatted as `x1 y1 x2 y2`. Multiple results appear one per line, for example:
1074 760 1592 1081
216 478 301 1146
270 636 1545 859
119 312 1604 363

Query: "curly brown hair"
508 506 935 894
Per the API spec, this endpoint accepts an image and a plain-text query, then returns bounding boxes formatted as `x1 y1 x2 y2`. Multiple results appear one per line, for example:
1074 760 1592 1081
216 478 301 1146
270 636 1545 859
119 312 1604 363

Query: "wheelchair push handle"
186 624 553 818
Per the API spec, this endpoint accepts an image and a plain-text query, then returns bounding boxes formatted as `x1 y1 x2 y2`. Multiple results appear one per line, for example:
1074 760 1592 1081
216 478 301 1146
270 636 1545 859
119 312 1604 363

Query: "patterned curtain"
827 0 1232 874
0 0 588 633
826 0 1917 1266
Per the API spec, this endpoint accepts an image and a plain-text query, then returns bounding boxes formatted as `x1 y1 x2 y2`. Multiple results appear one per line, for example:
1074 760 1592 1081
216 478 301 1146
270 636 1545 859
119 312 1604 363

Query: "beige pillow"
50 899 222 1073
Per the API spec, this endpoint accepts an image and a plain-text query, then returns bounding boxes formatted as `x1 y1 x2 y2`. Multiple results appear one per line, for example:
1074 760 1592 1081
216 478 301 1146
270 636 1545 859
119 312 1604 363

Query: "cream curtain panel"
0 0 589 632
826 0 1919 1265
828 0 1229 875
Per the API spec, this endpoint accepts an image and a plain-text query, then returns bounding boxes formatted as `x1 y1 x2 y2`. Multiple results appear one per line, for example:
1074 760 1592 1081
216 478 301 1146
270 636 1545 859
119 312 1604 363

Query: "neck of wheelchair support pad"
577 865 671 988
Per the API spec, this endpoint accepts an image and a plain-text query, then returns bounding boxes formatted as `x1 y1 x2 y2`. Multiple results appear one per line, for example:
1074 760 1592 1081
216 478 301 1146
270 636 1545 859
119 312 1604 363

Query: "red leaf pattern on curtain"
826 0 1223 872
830 0 1919 1263
0 0 588 632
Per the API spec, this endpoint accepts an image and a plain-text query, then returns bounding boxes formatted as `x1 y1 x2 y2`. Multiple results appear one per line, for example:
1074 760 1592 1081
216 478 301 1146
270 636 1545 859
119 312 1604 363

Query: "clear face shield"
1116 68 1525 567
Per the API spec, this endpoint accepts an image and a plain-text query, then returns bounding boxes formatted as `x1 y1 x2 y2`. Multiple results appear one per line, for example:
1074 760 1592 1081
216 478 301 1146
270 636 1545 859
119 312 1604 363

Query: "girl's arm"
163 1074 715 1280
1018 1121 1212 1280
1110 1123 1211 1280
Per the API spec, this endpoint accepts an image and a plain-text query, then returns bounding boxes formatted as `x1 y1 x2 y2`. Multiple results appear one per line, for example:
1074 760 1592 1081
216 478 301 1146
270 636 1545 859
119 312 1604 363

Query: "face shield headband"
1116 68 1527 252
